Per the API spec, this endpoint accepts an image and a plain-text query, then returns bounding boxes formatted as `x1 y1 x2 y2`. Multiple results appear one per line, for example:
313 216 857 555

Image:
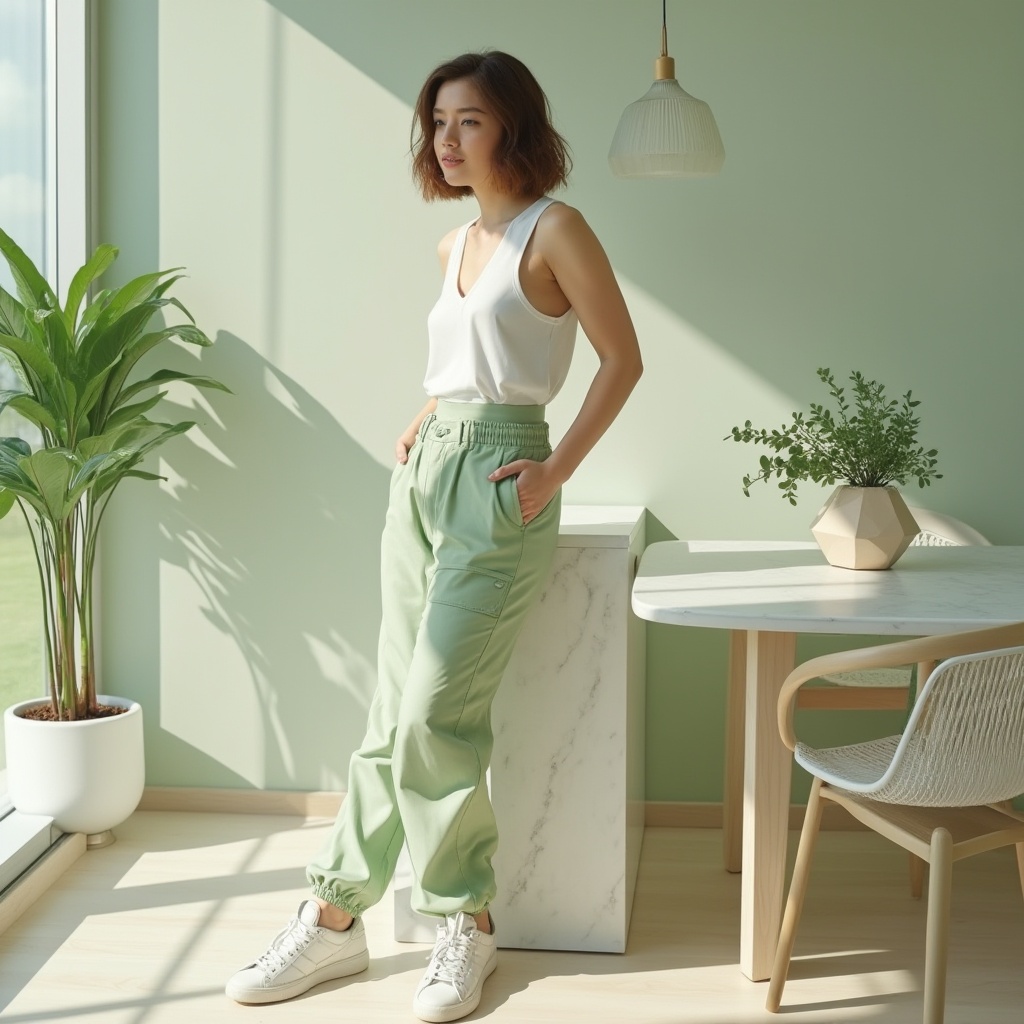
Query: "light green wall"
95 1 1024 800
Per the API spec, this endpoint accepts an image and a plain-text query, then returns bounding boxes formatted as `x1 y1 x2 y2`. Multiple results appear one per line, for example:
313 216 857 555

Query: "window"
0 0 89 866
0 0 47 776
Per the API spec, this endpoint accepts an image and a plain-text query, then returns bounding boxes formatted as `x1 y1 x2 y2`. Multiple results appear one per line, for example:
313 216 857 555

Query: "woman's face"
433 77 504 191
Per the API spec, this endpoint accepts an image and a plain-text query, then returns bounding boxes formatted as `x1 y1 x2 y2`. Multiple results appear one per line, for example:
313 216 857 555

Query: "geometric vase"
810 486 920 570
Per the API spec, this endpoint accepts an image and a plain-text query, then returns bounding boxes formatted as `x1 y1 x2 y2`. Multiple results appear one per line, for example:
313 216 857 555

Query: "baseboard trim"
644 800 864 830
645 801 722 828
137 787 864 831
138 787 344 818
0 832 86 937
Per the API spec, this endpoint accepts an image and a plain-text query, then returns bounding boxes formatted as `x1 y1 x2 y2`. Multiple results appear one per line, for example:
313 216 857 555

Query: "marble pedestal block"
393 505 647 952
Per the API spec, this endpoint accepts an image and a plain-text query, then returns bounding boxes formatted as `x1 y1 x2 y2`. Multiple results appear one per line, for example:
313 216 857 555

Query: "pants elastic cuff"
309 884 365 918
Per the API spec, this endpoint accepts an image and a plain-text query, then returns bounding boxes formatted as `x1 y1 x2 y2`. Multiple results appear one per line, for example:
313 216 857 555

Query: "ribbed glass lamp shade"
609 78 725 179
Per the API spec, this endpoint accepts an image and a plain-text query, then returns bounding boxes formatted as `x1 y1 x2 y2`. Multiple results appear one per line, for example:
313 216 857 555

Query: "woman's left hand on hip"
489 459 559 526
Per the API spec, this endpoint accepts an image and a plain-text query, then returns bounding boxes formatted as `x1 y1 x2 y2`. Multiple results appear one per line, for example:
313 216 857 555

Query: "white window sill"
0 809 60 894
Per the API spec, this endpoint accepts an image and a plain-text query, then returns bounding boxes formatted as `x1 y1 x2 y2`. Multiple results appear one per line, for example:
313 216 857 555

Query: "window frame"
1 0 93 875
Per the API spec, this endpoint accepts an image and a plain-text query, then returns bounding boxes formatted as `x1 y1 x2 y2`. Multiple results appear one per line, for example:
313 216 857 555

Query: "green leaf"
0 331 60 393
90 324 209 426
75 372 112 430
0 388 27 414
0 436 32 460
0 487 15 519
115 369 231 407
94 268 183 328
40 304 75 384
130 419 194 455
0 390 59 433
0 226 59 310
63 244 119 336
19 449 74 523
104 392 167 432
76 288 113 336
0 459 28 489
0 284 28 339
78 299 164 380
69 449 131 503
89 420 193 499
74 427 125 461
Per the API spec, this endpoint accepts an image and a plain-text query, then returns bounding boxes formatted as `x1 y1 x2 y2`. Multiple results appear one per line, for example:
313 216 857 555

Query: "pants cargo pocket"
427 565 514 618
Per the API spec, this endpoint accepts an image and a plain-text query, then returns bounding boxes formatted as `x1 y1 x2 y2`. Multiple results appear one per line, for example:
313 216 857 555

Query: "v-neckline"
455 199 541 301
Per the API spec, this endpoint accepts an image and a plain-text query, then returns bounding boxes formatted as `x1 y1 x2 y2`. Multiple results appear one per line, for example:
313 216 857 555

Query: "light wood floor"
1 812 1021 1023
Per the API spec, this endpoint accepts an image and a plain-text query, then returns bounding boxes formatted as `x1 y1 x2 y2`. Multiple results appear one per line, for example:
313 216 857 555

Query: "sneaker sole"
226 948 369 1004
412 952 497 1023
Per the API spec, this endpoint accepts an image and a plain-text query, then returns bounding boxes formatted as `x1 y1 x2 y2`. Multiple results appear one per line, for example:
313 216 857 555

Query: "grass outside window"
0 512 43 767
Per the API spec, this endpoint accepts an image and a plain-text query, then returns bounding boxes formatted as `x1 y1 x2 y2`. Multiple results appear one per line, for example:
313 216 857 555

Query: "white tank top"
423 196 578 406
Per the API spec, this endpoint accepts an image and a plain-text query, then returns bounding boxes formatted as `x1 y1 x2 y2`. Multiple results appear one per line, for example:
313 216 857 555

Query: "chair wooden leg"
723 629 746 873
906 661 934 903
909 853 926 899
923 827 953 1024
765 778 825 1013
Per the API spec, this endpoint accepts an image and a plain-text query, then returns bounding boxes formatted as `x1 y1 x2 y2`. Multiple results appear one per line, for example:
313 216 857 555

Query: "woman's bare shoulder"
535 201 604 261
537 200 588 233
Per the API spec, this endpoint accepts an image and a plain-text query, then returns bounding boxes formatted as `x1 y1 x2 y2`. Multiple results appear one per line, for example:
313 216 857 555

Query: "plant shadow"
102 331 390 791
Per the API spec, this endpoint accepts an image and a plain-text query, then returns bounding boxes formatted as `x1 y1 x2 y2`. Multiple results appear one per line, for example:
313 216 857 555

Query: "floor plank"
0 813 1021 1022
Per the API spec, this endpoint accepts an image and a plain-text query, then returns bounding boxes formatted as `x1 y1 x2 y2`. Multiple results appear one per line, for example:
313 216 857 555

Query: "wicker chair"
721 510 992 875
766 623 1024 1024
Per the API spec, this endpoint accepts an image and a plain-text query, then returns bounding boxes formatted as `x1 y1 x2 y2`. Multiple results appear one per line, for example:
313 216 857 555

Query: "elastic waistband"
421 401 549 447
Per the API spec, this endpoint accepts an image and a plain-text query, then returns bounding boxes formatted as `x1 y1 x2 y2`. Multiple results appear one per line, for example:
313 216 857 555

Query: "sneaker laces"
254 915 318 975
424 918 475 999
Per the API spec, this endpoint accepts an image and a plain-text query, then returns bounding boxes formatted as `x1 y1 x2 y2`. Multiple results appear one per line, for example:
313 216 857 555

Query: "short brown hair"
411 51 572 201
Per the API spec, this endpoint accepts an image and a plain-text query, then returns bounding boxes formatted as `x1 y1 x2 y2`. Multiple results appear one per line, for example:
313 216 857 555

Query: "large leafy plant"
0 228 228 720
726 367 941 505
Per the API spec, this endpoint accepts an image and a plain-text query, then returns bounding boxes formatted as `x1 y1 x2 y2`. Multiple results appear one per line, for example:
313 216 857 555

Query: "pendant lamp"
608 0 725 179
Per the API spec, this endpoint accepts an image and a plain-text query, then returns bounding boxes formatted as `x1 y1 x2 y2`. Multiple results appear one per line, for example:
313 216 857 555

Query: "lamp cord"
661 0 668 58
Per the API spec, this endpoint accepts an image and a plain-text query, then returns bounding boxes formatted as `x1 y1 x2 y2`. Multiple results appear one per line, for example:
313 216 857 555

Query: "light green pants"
307 400 561 918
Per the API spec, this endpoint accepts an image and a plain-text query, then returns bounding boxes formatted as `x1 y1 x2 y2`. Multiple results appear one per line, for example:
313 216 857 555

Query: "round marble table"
632 541 1024 981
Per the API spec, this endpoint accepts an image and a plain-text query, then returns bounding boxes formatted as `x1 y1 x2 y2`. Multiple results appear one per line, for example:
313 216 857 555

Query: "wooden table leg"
723 629 746 873
740 629 796 982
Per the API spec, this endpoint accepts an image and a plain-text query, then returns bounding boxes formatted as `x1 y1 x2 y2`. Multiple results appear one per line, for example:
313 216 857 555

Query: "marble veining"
634 543 1024 635
393 507 646 953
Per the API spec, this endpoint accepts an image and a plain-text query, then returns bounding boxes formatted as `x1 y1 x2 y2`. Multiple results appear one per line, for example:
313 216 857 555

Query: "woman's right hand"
396 398 438 463
396 434 416 464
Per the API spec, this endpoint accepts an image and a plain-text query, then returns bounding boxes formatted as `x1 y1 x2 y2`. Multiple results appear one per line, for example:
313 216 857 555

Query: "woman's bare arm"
489 205 642 522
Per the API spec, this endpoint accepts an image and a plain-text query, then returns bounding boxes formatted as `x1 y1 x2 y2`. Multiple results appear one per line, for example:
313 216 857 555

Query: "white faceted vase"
810 486 919 570
4 695 144 843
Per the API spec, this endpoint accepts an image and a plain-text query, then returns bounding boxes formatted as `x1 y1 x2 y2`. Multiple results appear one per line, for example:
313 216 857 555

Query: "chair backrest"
865 645 1024 806
908 507 991 548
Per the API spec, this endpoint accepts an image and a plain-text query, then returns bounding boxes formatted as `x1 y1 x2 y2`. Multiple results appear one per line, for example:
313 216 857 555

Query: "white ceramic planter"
810 485 919 570
3 695 144 840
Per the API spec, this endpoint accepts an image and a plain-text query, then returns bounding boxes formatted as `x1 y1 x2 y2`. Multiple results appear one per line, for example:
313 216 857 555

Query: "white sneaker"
225 900 368 1004
413 911 497 1023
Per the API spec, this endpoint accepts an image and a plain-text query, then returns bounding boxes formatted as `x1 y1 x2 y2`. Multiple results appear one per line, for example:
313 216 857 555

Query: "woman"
227 50 642 1023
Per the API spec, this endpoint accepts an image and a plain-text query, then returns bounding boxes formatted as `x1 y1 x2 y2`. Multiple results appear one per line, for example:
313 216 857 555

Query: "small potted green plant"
0 227 228 843
725 368 941 569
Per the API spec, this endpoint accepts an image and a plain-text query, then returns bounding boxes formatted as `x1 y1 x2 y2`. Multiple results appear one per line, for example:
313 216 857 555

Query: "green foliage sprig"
725 368 941 506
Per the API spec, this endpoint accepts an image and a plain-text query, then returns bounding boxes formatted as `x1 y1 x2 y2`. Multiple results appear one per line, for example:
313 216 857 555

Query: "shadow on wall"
260 0 1024 543
138 333 390 789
